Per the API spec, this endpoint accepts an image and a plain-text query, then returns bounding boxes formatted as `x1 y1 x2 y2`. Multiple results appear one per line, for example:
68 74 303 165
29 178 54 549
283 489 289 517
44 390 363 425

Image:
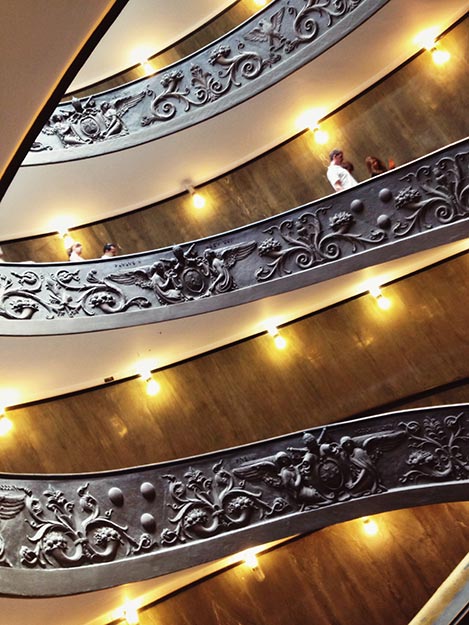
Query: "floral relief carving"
0 409 466 574
393 152 469 236
19 483 154 568
399 413 469 484
0 147 467 324
31 0 372 154
256 206 386 281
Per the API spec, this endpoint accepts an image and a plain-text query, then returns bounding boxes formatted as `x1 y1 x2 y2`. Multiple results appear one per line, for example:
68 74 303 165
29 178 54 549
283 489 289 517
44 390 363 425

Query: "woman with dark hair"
365 155 395 177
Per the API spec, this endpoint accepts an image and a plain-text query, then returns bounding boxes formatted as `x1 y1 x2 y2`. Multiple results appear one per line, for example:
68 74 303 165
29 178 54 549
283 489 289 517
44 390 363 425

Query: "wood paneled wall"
2 19 467 263
2 253 468 475
134 502 469 625
68 1 255 99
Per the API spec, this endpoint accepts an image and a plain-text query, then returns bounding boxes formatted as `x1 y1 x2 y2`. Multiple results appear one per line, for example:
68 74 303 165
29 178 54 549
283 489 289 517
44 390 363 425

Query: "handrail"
1 139 468 335
27 0 388 163
0 404 467 596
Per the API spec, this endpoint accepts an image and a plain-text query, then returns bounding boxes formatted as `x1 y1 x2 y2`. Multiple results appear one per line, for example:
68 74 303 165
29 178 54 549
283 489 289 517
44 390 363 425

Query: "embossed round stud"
140 481 156 501
379 188 393 203
350 199 364 213
377 214 391 229
108 486 124 507
140 513 156 533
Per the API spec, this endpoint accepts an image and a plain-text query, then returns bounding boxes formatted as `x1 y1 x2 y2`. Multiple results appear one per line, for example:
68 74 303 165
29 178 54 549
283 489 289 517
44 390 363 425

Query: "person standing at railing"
67 242 86 262
327 149 358 192
365 155 396 177
101 243 119 259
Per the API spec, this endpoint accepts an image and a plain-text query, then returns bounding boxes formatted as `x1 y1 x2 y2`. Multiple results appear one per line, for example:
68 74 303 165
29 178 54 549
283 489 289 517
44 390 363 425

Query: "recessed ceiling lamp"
186 184 206 209
362 517 379 536
369 284 391 310
414 27 451 65
136 361 160 396
266 323 287 349
254 0 267 6
0 410 13 436
241 547 266 581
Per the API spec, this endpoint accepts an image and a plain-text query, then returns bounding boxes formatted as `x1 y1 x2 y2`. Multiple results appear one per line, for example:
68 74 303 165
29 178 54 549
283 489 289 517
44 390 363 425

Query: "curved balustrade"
1 139 468 335
0 404 467 596
28 0 387 162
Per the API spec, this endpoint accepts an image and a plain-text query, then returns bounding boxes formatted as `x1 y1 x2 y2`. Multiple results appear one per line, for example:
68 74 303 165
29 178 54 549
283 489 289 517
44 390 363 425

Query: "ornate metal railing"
28 0 388 162
1 139 468 335
0 404 467 596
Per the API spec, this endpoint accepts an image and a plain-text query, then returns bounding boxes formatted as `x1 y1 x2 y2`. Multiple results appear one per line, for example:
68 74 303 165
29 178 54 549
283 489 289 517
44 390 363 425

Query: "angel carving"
107 261 187 305
203 240 257 294
338 430 406 495
244 8 285 50
234 451 326 506
99 91 146 139
42 112 91 147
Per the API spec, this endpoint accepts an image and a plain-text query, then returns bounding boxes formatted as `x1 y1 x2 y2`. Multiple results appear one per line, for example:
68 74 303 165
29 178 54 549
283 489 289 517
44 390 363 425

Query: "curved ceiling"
68 0 237 92
0 0 119 186
0 0 465 241
1 239 467 405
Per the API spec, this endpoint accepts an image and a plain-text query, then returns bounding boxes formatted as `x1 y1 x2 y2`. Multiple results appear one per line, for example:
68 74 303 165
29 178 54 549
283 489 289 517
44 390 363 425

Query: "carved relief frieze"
30 0 379 157
1 144 467 326
0 407 467 580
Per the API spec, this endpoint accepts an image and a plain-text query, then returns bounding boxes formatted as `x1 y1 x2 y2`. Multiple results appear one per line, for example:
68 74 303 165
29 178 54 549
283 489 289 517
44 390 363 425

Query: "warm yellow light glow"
368 284 382 299
63 233 75 249
414 27 439 51
313 127 329 144
135 359 158 380
266 324 279 337
192 192 206 209
0 416 13 436
362 517 379 536
296 107 326 132
274 334 287 349
141 59 154 75
253 0 267 5
123 601 140 625
431 47 450 65
51 216 74 238
241 548 266 581
376 294 391 310
146 377 160 396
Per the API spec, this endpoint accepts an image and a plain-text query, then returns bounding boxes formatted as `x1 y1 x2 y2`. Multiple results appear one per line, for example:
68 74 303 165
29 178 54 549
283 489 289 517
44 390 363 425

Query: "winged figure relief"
234 451 327 505
244 8 285 49
107 261 187 305
203 240 257 294
337 430 406 495
99 92 146 138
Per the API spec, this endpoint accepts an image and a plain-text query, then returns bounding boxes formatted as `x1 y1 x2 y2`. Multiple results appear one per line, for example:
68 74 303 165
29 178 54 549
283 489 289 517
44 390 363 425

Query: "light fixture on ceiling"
136 361 160 396
140 57 154 75
186 184 206 209
362 517 379 536
123 601 140 625
312 125 329 145
0 407 13 436
241 548 266 581
369 284 391 311
414 27 450 66
266 324 287 349
253 0 267 6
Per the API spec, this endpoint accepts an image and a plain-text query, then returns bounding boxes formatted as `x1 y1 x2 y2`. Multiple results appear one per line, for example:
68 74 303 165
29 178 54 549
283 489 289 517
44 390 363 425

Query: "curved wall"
3 19 467 264
1 252 468 475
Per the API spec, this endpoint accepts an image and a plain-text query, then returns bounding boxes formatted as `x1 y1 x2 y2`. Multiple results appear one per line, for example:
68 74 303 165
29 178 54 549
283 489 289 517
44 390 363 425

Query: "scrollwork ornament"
399 413 469 484
393 152 469 237
20 483 154 568
256 207 386 281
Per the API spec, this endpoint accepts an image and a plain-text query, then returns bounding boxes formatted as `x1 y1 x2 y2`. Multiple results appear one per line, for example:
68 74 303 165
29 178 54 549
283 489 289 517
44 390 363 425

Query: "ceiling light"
313 126 329 144
414 27 440 51
186 184 206 209
145 377 160 396
431 47 450 65
254 0 267 6
362 517 379 536
296 107 326 132
266 324 287 349
0 415 13 436
241 548 266 581
368 284 391 310
123 601 140 625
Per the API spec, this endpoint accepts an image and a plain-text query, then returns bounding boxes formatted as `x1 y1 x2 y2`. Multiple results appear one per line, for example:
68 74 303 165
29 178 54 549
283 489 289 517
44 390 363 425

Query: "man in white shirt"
327 149 358 192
